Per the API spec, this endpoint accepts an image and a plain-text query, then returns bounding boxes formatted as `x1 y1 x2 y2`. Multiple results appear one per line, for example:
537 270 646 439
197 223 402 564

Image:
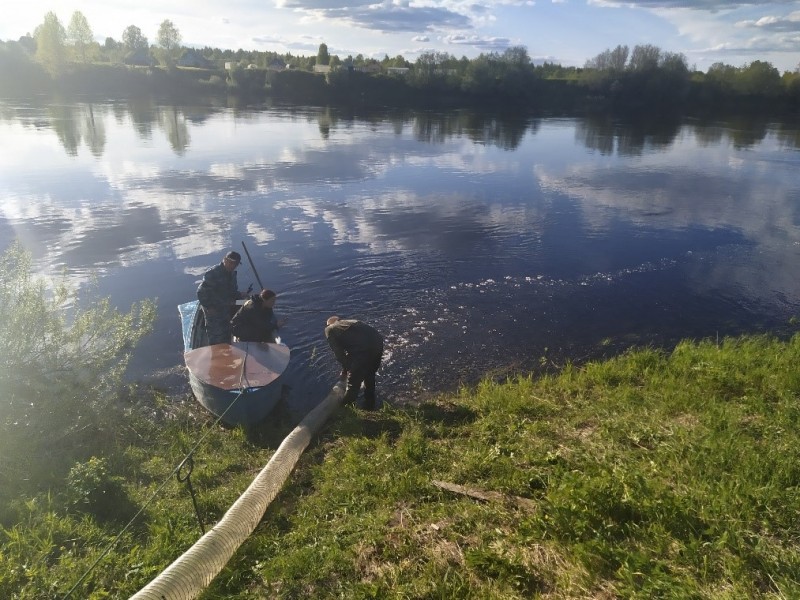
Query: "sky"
2 1 800 72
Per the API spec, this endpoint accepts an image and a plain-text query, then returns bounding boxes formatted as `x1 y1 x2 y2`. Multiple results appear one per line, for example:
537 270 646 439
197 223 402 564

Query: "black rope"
177 454 205 535
62 342 257 599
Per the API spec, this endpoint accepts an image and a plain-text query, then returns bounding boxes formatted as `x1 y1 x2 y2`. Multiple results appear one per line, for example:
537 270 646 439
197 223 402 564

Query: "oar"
241 241 264 290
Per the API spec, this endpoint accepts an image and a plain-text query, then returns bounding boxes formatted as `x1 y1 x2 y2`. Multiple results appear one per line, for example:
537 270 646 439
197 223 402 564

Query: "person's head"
222 251 241 272
260 288 277 308
326 315 340 327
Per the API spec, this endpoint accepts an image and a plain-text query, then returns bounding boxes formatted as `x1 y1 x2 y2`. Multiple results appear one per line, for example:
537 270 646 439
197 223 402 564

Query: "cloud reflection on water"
1 102 798 278
0 102 542 277
1 99 799 398
535 124 800 315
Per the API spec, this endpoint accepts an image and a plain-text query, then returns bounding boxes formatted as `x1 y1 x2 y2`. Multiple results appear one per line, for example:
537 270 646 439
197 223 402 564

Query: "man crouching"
324 316 384 410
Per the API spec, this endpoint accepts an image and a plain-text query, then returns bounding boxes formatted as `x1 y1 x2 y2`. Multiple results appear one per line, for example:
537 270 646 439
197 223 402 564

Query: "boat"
178 300 290 426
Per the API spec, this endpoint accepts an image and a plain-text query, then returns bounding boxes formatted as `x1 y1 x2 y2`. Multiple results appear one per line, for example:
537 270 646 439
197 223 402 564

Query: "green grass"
3 334 800 598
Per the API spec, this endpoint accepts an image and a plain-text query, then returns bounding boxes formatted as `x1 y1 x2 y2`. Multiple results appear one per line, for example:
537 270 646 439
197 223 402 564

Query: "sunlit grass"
3 334 800 597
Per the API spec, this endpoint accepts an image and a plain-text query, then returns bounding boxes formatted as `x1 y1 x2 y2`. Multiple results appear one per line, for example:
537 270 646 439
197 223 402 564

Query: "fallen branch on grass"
431 480 537 511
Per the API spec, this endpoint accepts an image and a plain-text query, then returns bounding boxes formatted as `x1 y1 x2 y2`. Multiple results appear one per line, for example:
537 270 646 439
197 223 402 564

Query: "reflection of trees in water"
41 98 192 156
577 116 615 155
390 115 404 136
692 123 725 147
412 113 451 144
691 115 782 150
410 110 532 150
47 102 106 157
120 98 214 152
775 123 800 150
623 117 680 155
48 103 81 156
575 115 681 156
318 107 334 140
6 98 798 160
183 107 216 126
159 106 190 156
725 115 769 149
126 96 155 139
462 113 535 150
85 105 106 158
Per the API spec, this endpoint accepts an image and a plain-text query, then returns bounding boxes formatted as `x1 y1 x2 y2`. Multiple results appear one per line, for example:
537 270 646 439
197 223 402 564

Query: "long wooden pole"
241 241 264 290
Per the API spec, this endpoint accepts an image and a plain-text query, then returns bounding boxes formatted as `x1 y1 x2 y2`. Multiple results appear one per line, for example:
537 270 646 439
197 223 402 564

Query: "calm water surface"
2 99 799 413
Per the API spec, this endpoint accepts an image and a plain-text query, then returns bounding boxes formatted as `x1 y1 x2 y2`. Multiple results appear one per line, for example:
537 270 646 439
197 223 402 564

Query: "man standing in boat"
197 251 248 345
231 289 286 343
324 316 384 410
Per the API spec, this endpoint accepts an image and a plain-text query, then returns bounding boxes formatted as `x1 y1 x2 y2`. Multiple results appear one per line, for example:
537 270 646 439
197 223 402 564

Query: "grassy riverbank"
4 333 800 598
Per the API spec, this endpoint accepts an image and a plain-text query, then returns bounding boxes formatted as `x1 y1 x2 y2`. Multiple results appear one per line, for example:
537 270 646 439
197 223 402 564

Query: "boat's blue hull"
178 300 288 426
186 370 281 426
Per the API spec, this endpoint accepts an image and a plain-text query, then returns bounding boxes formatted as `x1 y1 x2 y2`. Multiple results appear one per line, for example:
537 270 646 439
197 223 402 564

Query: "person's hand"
339 369 348 380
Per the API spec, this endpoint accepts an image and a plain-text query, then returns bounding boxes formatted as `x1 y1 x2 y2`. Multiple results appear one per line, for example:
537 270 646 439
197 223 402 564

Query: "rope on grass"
63 342 259 599
129 379 346 600
61 386 250 600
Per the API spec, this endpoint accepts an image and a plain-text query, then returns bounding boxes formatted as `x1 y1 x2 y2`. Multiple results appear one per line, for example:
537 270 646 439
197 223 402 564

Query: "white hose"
130 380 345 600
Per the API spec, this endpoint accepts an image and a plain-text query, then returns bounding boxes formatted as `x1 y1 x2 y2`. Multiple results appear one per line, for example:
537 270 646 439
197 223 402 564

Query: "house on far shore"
268 59 287 71
313 64 331 74
178 49 213 69
387 67 410 76
124 48 155 67
224 61 269 70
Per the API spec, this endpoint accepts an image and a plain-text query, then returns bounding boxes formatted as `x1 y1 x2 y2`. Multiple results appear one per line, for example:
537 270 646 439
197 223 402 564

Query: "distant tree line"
2 10 799 115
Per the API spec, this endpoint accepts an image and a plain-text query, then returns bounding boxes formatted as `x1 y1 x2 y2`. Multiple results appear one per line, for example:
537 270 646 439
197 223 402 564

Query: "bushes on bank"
0 242 155 515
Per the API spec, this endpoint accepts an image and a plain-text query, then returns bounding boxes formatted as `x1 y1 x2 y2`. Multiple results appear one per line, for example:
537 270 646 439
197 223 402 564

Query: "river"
1 98 799 414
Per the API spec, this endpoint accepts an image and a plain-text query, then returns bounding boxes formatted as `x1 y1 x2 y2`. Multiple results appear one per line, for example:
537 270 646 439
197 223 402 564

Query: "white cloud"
737 10 800 31
2 0 800 71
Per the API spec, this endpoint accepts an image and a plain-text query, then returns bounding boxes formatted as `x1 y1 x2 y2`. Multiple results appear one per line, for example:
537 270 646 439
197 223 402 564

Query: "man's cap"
326 316 340 326
260 289 276 300
225 251 241 263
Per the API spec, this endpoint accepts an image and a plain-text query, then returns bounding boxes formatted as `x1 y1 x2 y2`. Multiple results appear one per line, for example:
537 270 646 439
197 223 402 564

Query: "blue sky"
3 1 800 72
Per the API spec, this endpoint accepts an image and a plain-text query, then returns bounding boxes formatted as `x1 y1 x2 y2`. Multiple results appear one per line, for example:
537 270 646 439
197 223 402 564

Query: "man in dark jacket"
197 251 247 345
324 316 384 409
231 289 286 343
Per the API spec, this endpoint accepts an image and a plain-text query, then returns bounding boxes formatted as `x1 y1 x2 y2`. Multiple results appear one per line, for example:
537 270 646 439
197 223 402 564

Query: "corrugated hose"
129 379 345 599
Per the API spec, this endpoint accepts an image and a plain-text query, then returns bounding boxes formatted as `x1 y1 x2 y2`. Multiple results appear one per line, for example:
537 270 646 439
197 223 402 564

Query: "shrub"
0 241 156 511
66 456 131 521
